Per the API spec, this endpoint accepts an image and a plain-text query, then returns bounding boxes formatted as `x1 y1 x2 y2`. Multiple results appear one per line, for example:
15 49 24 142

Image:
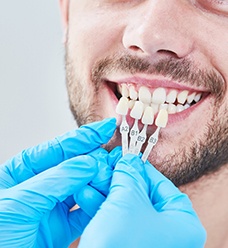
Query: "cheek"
197 18 228 83
68 13 123 75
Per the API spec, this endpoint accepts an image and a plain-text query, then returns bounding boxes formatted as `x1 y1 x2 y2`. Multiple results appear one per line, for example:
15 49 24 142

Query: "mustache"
92 53 225 99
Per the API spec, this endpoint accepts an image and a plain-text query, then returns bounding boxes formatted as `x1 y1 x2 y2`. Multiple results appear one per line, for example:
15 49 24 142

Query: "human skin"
59 1 228 247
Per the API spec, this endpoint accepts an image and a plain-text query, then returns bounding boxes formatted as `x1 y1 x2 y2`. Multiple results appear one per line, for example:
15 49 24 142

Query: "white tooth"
116 97 129 115
143 103 149 111
155 109 168 128
130 101 144 119
168 104 177 114
129 85 138 100
194 93 202 102
151 103 159 114
177 90 189 104
159 103 168 111
152 87 166 104
184 103 190 110
177 104 185 113
187 92 196 104
142 106 154 125
166 90 177 103
128 100 135 109
139 86 151 104
121 84 129 97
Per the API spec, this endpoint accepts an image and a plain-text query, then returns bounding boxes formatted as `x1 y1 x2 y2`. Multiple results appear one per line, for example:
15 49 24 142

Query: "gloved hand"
79 154 207 248
0 118 116 248
74 146 123 218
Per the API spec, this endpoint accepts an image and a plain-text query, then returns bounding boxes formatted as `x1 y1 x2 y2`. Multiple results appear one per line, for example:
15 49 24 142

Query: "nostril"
157 49 179 58
129 45 144 52
128 45 185 59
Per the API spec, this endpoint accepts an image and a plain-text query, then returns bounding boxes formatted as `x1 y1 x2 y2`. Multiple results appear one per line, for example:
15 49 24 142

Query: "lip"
104 74 211 92
104 75 211 129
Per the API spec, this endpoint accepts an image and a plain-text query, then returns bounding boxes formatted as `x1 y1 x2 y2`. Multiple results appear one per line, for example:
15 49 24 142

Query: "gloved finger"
89 148 114 196
107 146 122 169
56 147 114 211
144 161 193 212
110 154 151 204
2 155 98 220
64 185 106 245
2 118 116 184
72 148 116 218
68 208 91 241
73 147 115 217
68 186 106 243
62 147 112 210
74 185 106 218
57 118 116 160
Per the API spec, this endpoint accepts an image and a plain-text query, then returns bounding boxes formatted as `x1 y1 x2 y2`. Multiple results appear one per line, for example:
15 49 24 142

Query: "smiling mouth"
109 80 209 158
110 82 208 115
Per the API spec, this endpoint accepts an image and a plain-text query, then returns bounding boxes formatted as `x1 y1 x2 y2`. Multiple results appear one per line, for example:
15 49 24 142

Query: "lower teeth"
127 98 191 115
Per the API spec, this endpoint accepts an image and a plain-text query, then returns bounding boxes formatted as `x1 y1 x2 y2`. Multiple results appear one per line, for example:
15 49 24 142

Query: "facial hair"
65 48 228 187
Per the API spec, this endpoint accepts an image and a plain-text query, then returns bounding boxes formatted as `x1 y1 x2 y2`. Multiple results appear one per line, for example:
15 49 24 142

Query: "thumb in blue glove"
79 154 207 248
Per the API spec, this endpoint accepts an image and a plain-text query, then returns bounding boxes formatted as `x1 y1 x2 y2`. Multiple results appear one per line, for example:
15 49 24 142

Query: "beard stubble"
65 49 228 187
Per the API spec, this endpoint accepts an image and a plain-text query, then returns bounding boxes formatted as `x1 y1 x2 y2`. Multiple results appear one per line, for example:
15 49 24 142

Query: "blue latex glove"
0 118 116 248
74 146 122 218
79 154 207 248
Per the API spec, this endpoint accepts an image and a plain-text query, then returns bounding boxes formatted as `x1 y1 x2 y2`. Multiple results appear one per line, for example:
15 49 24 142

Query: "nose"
122 1 194 59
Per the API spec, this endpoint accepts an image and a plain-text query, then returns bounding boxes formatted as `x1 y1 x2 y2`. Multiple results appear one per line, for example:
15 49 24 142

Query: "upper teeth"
118 84 202 114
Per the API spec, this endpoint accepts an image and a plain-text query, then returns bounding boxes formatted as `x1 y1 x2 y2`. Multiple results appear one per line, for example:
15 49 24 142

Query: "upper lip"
104 74 210 93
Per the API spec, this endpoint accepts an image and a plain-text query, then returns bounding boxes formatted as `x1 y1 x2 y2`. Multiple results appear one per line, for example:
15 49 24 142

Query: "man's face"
63 0 228 186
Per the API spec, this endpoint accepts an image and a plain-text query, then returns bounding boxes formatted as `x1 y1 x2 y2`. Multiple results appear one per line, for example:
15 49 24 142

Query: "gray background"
0 1 76 163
